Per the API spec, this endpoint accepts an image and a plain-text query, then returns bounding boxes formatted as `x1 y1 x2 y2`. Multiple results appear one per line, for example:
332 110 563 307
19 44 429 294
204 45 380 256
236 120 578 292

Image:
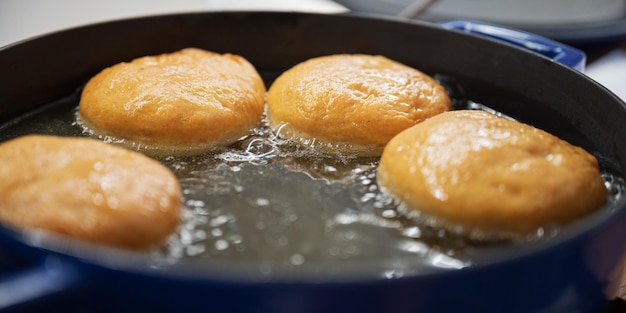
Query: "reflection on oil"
0 84 623 280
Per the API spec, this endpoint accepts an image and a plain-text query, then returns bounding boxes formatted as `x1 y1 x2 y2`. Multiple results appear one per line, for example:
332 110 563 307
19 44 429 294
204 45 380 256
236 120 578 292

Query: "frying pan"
1 11 626 313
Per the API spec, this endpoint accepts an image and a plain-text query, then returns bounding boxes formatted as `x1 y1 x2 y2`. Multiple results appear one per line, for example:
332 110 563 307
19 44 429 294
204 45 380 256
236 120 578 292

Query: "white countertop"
586 49 626 101
0 0 624 101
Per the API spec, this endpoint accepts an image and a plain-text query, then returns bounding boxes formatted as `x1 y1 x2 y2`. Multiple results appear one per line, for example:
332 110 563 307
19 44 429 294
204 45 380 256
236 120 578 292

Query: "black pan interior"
2 12 624 158
1 12 626 281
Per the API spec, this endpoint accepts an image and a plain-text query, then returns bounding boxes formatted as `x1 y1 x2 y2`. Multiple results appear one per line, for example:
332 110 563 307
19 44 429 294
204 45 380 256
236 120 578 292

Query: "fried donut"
0 135 181 249
78 48 266 155
267 54 451 156
377 110 608 236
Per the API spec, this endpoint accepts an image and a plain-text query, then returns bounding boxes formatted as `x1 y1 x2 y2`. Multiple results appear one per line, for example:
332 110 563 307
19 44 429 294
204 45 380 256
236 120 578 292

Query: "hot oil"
149 114 473 276
0 83 623 279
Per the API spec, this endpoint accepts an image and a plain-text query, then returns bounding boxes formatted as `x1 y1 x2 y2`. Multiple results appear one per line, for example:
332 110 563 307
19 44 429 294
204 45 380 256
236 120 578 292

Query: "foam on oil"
0 87 623 279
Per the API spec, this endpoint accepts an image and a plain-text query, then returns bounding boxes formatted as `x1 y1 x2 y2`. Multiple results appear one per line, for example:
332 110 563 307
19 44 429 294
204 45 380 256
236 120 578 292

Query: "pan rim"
0 10 625 287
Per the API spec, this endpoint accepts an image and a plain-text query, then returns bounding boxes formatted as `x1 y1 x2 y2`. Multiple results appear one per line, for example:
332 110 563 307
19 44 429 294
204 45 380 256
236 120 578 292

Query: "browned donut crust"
78 48 266 155
377 110 608 236
0 135 181 249
267 54 451 156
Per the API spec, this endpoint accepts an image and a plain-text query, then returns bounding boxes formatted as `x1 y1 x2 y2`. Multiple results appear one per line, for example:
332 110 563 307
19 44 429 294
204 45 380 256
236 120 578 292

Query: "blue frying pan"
0 12 624 313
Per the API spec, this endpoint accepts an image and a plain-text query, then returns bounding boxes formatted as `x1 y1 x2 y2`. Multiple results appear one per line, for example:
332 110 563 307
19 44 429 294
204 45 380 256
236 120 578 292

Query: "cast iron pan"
1 11 626 313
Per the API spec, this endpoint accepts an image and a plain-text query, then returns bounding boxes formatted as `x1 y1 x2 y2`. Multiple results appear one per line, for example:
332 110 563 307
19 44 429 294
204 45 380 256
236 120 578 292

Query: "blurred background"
0 0 624 98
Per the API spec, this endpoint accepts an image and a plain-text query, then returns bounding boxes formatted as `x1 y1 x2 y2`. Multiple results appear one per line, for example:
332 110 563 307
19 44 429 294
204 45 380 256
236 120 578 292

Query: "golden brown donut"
267 54 451 156
78 48 266 155
377 110 608 236
0 135 181 250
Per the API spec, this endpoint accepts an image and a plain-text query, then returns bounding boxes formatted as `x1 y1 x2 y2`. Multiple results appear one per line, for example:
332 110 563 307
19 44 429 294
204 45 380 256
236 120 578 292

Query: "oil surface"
0 84 623 279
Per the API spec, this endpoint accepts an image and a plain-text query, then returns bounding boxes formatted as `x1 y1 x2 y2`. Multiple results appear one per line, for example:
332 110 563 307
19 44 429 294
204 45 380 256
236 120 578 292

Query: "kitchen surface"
1 0 626 312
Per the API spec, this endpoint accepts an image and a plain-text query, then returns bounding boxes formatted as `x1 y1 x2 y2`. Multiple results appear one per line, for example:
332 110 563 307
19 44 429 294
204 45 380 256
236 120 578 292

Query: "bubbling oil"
139 112 476 275
0 85 623 279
